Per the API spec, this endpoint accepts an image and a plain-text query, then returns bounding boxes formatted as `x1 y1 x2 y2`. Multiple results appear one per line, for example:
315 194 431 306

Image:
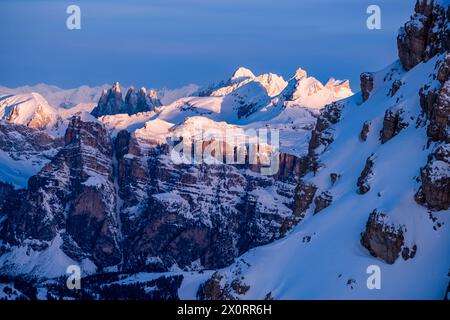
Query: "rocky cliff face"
0 121 62 161
398 0 450 71
307 101 344 173
1 115 122 268
415 52 450 210
123 87 162 115
115 133 301 271
0 113 304 275
380 107 408 144
416 143 450 210
419 53 450 143
1 1 448 299
91 82 123 117
289 0 450 270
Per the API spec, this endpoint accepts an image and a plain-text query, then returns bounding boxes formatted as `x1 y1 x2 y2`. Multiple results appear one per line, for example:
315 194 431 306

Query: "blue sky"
0 0 415 91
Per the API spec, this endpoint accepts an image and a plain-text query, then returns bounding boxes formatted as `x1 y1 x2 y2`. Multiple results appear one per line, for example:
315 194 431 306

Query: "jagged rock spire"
91 82 124 117
91 83 162 117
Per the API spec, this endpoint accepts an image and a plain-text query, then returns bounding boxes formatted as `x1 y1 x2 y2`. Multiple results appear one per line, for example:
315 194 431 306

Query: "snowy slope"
157 84 201 105
210 68 288 98
112 67 351 157
281 68 353 109
0 149 50 189
0 91 96 137
107 54 450 301
173 55 450 300
0 93 60 129
0 234 96 279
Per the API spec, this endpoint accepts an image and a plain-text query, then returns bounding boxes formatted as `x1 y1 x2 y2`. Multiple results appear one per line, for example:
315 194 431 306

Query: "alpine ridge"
0 0 448 300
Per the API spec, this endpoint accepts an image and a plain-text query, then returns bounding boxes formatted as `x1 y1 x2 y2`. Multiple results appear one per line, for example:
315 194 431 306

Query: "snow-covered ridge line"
0 82 200 109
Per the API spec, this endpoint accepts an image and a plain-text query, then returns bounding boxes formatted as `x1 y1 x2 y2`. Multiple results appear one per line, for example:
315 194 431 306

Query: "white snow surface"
0 83 199 109
0 83 108 109
170 55 450 300
0 234 97 279
108 56 450 300
101 66 350 157
1 55 447 300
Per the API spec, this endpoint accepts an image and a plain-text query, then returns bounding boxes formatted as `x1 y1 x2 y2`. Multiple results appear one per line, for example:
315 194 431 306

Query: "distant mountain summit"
280 68 352 109
229 67 255 84
0 0 448 300
0 92 62 131
91 82 162 117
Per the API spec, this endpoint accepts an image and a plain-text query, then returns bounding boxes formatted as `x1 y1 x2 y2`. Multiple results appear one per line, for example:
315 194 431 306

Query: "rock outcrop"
360 210 406 264
397 0 450 71
380 107 408 144
360 72 374 101
427 79 450 142
419 53 450 143
389 80 403 97
416 52 450 211
314 191 333 214
415 144 450 210
330 173 341 185
0 121 63 168
292 182 317 219
197 272 249 300
357 155 375 194
360 121 371 141
91 82 123 117
438 53 450 82
308 101 345 173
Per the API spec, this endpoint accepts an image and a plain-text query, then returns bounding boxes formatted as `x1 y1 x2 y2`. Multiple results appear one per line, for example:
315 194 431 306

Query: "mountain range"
0 0 448 300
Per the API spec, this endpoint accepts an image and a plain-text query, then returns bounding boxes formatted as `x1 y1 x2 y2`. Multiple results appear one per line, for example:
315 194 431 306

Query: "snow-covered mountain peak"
325 77 340 87
293 68 308 80
199 67 349 103
0 92 61 131
254 73 288 97
230 67 255 83
0 0 448 301
280 69 353 109
139 86 147 95
112 81 121 93
148 88 158 99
